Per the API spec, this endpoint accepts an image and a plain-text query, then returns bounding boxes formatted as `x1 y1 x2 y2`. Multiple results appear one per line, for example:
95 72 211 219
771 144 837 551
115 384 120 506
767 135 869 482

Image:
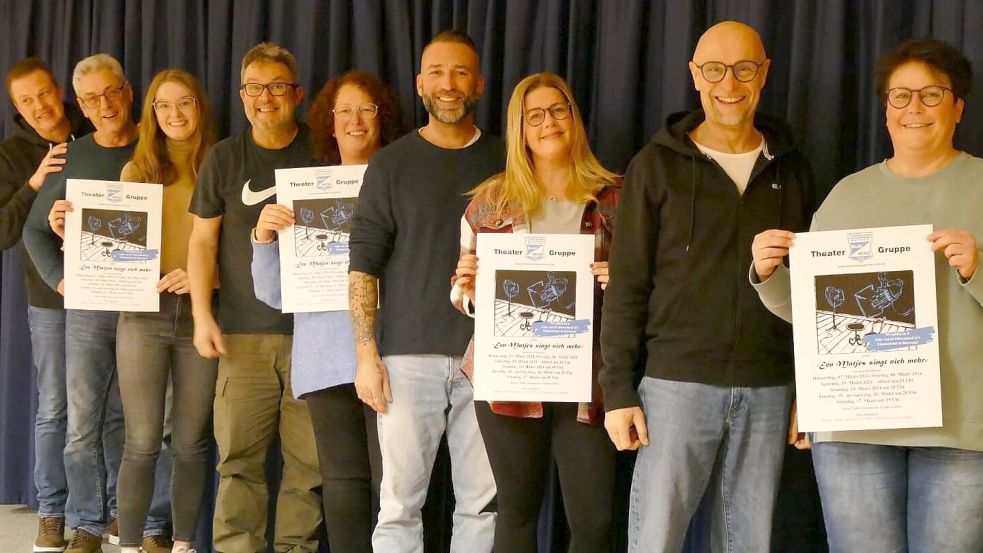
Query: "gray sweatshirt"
753 152 983 451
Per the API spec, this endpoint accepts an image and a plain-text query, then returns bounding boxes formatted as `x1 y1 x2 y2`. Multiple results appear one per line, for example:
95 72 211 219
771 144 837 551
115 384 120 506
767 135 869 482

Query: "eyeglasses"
694 60 766 83
524 102 571 126
79 84 126 108
153 96 197 114
886 86 953 109
332 103 379 120
240 82 298 97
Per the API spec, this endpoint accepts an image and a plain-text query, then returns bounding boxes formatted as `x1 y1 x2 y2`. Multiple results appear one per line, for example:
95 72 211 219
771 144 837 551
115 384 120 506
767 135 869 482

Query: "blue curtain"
4 1 983 551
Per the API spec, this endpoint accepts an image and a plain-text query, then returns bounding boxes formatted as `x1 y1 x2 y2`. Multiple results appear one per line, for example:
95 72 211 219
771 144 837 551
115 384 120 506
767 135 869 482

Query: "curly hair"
307 71 404 164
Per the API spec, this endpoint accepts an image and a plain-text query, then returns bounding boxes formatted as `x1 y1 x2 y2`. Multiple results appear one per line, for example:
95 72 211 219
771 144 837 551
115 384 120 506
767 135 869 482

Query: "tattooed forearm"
349 271 379 345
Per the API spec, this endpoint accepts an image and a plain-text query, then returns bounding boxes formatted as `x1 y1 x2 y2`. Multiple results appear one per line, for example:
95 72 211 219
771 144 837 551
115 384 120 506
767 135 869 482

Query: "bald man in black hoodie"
599 22 815 553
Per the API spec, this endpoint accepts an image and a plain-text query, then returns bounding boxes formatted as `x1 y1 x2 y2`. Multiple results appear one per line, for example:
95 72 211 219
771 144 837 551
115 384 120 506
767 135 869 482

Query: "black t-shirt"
190 125 319 334
349 130 505 355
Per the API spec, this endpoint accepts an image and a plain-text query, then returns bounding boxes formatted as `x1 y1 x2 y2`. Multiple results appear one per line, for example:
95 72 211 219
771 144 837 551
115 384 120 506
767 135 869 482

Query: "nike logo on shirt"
241 179 277 206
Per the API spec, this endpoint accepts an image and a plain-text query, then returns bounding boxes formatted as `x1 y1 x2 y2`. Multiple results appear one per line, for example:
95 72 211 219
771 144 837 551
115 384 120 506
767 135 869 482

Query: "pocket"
651 283 695 338
215 375 228 396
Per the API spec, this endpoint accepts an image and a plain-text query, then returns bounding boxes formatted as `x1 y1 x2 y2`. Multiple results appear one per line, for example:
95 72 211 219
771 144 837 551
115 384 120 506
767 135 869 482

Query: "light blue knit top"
252 240 356 398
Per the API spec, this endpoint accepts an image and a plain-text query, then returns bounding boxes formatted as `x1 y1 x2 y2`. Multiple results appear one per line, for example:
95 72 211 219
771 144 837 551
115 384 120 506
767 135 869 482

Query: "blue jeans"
812 441 983 553
628 377 793 553
373 355 496 553
63 309 170 536
64 309 123 535
29 307 68 517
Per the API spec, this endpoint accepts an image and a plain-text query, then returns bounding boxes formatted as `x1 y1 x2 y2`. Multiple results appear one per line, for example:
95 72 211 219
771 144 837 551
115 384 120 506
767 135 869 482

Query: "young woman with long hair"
114 68 216 553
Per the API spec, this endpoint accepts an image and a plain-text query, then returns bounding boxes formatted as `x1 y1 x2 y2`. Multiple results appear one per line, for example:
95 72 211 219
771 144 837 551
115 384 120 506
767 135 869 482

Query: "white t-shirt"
693 139 765 194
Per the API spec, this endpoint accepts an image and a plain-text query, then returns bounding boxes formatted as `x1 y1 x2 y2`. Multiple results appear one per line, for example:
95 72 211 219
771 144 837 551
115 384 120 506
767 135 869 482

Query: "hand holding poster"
473 233 595 402
63 179 163 311
789 224 941 432
274 165 365 313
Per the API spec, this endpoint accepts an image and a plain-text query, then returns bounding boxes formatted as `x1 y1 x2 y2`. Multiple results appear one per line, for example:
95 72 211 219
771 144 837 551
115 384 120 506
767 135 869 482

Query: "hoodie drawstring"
686 155 696 253
776 159 784 229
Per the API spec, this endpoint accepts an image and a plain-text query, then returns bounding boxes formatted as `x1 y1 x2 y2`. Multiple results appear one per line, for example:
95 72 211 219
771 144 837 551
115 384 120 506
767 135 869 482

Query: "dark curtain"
3 1 983 552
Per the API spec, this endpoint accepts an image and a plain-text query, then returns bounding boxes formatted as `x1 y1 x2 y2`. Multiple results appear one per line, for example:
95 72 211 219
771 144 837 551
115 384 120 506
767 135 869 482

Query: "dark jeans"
115 292 217 546
475 401 616 553
305 383 381 553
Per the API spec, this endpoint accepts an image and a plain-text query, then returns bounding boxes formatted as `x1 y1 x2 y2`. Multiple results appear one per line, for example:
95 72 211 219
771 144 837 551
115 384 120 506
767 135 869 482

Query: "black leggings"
475 401 616 553
305 383 381 553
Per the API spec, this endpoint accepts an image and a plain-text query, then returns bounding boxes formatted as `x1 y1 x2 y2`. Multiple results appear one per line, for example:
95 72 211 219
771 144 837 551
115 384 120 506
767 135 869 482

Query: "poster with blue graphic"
474 233 594 402
274 165 365 312
789 224 941 431
63 179 163 311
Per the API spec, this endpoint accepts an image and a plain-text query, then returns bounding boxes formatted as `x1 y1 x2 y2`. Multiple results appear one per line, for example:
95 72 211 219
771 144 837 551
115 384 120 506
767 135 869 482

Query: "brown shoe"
141 534 174 553
34 516 66 552
64 528 102 553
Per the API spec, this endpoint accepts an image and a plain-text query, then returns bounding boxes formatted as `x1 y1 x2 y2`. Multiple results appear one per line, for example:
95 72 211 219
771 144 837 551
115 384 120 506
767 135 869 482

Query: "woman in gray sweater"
751 39 983 553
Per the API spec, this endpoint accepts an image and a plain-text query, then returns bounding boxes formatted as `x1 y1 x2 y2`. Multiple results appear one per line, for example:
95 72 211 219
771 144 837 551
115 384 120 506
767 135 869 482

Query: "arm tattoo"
349 271 379 345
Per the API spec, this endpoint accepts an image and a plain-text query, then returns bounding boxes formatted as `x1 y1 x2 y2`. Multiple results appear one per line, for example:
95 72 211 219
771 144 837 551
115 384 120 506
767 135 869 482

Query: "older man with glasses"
188 42 322 553
599 21 816 553
21 53 176 553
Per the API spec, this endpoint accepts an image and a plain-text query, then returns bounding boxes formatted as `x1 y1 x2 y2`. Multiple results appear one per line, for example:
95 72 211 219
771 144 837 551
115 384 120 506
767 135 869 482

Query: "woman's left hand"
592 261 609 290
158 268 190 295
928 229 979 280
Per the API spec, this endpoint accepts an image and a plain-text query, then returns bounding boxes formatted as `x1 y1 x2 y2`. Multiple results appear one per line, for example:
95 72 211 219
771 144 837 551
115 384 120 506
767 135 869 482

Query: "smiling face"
239 60 303 135
9 69 68 140
689 22 769 132
416 41 483 125
153 80 199 142
333 83 382 164
76 68 134 136
884 61 963 157
523 86 573 163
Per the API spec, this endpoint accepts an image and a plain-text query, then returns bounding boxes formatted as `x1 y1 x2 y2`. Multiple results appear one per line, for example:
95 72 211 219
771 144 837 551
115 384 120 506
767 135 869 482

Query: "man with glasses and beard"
349 30 504 553
188 42 322 552
599 21 815 553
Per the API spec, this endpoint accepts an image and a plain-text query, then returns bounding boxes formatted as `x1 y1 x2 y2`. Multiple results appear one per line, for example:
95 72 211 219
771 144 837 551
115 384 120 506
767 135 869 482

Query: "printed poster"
474 233 595 402
789 224 941 431
274 165 365 312
63 179 162 311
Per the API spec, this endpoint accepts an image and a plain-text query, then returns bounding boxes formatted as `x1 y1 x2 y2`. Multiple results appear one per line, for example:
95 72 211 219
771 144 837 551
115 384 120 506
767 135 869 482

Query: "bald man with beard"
599 21 815 552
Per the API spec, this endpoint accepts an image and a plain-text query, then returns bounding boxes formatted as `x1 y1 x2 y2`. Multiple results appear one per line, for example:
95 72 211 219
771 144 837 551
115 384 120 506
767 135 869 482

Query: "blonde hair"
128 69 215 184
471 72 616 215
72 54 124 94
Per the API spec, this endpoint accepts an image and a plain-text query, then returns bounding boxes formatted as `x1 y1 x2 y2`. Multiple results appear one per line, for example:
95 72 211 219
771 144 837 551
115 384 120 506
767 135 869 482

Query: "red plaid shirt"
456 179 621 425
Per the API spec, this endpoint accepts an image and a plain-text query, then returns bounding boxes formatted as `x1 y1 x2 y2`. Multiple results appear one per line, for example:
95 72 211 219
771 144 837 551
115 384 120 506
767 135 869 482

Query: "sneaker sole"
106 533 119 545
32 546 66 553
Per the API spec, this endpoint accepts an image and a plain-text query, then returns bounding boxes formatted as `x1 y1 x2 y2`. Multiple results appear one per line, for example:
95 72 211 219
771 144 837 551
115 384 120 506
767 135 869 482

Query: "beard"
421 89 480 124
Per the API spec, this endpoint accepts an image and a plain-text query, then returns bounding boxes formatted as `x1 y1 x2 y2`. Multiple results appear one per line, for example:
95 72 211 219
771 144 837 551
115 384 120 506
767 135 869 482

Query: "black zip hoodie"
599 109 815 410
0 103 91 308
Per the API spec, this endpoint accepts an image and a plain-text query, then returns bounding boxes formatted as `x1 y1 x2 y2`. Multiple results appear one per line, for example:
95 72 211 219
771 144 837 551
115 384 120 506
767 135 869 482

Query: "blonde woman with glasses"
451 72 621 553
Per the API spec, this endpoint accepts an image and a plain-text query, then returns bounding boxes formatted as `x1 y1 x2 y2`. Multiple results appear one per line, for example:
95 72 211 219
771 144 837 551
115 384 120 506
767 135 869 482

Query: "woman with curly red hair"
251 70 404 553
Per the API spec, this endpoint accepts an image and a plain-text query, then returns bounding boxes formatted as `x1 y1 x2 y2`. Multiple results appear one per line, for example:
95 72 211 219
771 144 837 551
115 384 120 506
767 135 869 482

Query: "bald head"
693 21 766 64
688 21 770 139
